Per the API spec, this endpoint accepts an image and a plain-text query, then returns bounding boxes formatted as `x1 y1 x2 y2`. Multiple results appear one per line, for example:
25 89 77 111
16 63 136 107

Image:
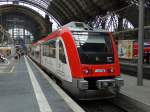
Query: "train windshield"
72 31 114 64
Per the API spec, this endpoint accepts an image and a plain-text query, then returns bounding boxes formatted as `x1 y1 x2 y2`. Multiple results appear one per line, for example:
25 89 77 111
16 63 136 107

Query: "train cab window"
59 41 67 64
72 31 114 64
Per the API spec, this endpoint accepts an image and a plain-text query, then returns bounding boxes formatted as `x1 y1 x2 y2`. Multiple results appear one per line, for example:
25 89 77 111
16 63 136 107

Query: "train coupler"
96 77 124 89
96 79 115 89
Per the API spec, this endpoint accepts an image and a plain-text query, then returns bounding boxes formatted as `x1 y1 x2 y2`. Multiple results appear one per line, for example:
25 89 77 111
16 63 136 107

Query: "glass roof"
0 0 50 10
0 0 149 26
23 0 50 9
0 0 60 26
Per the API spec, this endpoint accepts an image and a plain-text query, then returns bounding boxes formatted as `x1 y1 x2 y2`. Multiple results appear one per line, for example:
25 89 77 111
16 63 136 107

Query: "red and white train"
30 22 124 100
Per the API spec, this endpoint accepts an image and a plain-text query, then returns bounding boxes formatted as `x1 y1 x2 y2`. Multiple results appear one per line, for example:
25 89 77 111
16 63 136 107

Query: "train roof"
63 21 109 33
32 22 110 46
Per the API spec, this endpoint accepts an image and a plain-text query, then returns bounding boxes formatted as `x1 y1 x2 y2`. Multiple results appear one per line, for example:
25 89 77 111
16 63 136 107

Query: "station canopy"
0 0 149 26
0 0 149 35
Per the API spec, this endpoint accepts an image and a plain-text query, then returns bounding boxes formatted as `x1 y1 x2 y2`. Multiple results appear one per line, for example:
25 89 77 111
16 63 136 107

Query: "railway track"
77 100 127 112
41 66 127 112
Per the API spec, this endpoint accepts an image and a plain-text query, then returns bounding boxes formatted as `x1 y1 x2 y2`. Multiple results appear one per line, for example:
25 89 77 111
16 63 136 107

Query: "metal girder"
50 1 69 20
145 0 150 8
0 5 49 40
48 4 66 25
119 5 138 27
57 0 76 20
0 0 150 27
83 0 101 15
65 0 86 20
60 0 77 16
53 0 74 20
0 0 60 25
46 0 129 25
0 0 49 11
49 8 63 25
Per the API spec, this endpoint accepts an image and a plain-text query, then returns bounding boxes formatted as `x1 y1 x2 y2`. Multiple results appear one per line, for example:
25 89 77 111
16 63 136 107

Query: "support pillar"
137 0 145 86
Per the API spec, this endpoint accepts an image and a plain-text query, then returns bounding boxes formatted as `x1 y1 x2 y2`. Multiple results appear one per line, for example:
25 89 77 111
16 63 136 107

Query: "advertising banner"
118 40 134 59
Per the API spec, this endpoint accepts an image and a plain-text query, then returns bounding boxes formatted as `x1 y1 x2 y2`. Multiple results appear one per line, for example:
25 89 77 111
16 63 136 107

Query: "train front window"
72 31 114 64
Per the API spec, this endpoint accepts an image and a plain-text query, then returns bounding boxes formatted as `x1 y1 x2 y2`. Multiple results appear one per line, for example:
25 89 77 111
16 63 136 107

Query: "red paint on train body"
33 27 120 79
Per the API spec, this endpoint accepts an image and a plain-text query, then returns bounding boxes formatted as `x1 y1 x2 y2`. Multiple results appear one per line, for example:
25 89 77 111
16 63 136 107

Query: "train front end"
70 27 124 99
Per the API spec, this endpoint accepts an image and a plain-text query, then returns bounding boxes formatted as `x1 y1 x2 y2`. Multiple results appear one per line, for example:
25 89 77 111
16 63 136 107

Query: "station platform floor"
121 74 150 104
0 56 85 112
119 74 150 111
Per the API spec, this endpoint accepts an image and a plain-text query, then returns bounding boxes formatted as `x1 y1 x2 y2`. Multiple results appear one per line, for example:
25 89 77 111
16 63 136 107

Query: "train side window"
42 40 56 58
59 40 67 64
49 40 56 58
46 46 49 56
43 45 46 56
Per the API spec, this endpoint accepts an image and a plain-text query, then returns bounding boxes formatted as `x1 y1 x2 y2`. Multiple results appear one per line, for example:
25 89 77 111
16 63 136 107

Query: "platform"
114 73 150 112
0 56 85 112
121 74 150 104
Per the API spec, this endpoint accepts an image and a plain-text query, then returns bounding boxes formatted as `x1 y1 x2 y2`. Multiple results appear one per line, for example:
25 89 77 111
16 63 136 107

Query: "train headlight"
107 68 114 73
83 69 89 74
82 68 93 75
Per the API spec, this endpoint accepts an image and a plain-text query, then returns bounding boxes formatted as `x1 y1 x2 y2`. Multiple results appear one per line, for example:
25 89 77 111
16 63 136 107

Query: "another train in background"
117 40 150 58
113 26 150 79
30 22 124 100
114 26 150 63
